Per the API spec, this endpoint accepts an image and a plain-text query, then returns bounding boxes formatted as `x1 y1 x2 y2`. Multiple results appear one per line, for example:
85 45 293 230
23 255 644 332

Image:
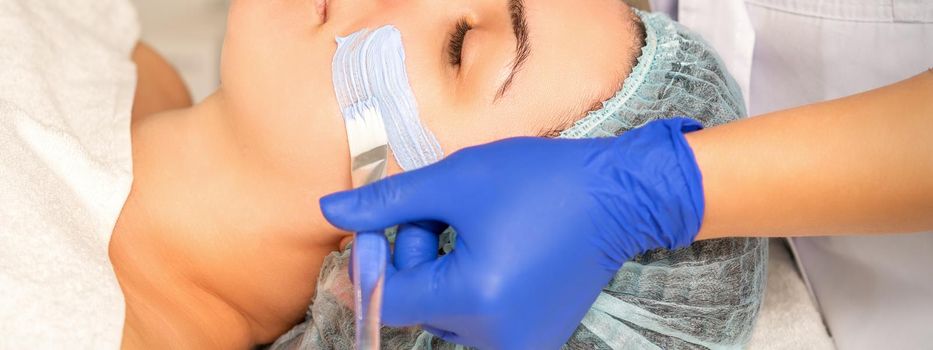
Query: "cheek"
419 105 526 158
220 1 354 187
222 0 341 126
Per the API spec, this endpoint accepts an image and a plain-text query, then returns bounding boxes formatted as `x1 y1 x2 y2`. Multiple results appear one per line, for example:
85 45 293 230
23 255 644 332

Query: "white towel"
0 0 139 348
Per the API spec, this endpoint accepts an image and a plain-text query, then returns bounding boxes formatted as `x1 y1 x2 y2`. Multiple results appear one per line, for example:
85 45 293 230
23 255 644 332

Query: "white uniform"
651 1 933 349
0 0 139 348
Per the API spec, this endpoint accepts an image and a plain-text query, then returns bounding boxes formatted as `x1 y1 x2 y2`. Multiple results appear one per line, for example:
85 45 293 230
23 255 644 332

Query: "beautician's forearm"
690 70 933 239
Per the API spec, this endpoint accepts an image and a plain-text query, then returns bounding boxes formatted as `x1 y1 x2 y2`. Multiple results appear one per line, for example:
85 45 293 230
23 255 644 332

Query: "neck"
111 92 346 348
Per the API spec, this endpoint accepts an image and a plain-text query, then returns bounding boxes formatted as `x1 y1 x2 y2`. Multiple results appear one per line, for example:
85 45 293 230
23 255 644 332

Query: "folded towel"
0 0 139 348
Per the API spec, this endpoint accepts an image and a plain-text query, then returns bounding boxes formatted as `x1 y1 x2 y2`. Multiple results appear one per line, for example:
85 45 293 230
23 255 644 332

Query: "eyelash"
447 19 471 66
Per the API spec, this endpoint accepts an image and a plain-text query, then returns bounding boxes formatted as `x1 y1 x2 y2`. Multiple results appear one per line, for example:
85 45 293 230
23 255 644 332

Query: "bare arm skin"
131 42 192 119
691 70 933 240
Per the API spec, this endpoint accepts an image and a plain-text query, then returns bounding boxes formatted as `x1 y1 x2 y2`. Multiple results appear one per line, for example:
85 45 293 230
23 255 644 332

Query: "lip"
315 0 328 23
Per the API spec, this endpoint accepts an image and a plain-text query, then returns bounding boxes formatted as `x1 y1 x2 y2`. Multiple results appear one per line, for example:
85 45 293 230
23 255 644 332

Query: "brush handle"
352 230 387 350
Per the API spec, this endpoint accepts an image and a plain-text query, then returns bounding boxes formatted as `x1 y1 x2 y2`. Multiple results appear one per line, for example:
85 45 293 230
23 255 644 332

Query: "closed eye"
447 18 471 67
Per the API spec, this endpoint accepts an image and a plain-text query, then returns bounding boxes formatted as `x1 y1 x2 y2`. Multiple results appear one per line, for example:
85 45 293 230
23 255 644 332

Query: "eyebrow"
494 0 531 102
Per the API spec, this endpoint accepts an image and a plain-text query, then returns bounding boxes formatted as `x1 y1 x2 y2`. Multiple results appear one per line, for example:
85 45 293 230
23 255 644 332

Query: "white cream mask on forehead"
332 25 444 171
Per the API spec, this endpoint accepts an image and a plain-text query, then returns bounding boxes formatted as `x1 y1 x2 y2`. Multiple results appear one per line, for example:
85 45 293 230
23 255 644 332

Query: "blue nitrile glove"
321 118 706 349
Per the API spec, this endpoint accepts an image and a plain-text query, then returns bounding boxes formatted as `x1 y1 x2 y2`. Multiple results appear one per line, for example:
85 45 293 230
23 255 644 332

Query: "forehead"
496 0 636 136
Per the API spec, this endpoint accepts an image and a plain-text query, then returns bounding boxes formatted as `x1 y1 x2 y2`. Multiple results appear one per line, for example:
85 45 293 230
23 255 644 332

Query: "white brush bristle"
343 100 388 157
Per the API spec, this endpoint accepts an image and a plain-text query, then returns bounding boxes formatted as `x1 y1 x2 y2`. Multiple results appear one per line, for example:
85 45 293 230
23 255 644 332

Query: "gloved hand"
320 118 706 349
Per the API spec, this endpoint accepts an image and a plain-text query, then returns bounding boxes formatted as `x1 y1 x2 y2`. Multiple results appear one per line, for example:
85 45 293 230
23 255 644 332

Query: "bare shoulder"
131 42 193 120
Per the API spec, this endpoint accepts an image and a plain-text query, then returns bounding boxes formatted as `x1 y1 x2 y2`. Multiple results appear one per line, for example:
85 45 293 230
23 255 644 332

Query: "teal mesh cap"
561 10 747 138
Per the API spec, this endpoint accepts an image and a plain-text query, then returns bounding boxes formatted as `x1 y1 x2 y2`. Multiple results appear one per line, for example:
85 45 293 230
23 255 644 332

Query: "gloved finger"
347 231 391 284
320 164 453 232
381 255 452 327
394 221 445 270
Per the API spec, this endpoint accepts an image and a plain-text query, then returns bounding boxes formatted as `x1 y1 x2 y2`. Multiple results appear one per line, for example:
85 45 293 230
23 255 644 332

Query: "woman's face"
220 0 638 180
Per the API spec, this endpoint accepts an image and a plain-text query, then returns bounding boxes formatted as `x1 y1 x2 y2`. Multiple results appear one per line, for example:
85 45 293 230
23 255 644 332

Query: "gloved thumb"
393 221 444 270
320 166 451 232
381 256 452 328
